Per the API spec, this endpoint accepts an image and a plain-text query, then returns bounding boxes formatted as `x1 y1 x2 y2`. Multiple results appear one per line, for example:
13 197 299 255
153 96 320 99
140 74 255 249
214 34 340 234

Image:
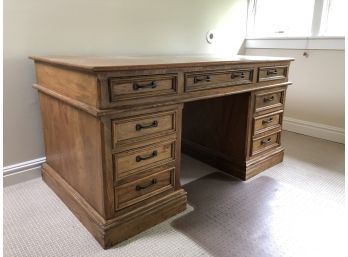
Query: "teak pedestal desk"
31 55 293 248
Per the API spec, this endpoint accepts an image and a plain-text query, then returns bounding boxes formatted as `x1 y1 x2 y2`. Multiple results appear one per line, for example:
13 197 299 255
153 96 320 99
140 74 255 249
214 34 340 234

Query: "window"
247 0 346 37
320 0 345 36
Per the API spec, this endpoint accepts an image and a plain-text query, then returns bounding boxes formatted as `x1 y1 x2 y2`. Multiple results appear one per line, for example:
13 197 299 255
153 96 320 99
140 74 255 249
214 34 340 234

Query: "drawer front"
185 69 253 92
113 111 176 146
114 141 175 179
109 74 177 101
254 112 282 135
252 132 280 156
115 168 174 210
258 66 287 82
255 90 284 112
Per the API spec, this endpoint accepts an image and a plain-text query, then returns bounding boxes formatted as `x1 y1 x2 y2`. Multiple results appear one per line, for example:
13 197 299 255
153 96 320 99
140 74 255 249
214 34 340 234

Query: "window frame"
246 0 344 39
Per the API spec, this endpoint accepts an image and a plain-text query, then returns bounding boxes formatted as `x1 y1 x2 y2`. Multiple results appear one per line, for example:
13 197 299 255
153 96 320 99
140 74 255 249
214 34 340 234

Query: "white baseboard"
283 117 345 144
3 157 46 187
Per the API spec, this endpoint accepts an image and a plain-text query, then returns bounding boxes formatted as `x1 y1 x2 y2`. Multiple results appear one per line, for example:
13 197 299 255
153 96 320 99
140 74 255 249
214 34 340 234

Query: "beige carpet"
3 131 345 257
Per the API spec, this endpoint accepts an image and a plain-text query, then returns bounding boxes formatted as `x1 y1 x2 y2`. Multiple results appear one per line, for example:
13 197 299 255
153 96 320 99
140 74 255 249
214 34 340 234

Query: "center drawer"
114 167 174 210
185 68 253 92
114 140 175 180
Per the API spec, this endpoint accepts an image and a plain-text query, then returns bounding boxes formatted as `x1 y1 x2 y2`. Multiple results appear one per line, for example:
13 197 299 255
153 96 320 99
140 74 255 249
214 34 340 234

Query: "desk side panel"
39 93 105 216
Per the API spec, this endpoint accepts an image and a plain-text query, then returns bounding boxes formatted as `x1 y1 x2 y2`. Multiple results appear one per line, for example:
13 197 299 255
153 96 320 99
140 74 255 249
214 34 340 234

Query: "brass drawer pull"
267 69 278 76
262 117 273 125
261 138 272 145
263 96 274 102
133 81 157 90
136 150 158 162
135 120 158 131
135 178 157 191
231 72 245 79
194 75 211 83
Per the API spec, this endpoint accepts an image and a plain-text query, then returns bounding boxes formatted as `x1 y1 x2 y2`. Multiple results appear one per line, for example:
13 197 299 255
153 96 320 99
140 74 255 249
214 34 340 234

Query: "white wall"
3 0 247 168
245 48 345 142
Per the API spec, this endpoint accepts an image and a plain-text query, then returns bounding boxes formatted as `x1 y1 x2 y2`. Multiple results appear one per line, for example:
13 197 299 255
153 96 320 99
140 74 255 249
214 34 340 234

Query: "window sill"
245 36 345 50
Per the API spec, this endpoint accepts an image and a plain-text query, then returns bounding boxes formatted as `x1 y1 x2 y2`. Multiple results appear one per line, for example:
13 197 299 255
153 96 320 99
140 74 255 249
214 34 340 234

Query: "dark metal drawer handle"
262 117 274 125
135 178 157 191
267 69 278 75
263 96 275 102
231 72 245 79
261 138 272 145
136 150 158 162
135 120 158 131
133 81 157 90
194 75 211 83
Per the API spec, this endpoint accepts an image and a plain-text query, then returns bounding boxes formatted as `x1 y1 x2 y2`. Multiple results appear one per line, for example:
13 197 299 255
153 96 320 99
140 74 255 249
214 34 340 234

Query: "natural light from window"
321 0 345 36
248 0 345 37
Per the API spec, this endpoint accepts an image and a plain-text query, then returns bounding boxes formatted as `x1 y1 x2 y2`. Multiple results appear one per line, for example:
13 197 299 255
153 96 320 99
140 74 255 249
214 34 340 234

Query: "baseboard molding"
283 117 345 144
3 157 46 187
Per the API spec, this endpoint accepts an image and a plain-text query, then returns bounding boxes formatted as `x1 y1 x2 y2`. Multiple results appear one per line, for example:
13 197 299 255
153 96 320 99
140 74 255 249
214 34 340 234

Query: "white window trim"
245 36 345 50
246 0 345 50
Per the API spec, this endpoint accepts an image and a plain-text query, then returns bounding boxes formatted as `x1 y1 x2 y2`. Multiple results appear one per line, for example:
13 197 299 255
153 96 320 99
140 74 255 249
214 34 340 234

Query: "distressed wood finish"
114 140 175 180
32 55 293 248
185 68 253 92
109 74 178 101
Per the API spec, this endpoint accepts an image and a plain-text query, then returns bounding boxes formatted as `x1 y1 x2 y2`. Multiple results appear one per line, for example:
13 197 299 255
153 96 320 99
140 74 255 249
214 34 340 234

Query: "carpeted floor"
3 131 345 257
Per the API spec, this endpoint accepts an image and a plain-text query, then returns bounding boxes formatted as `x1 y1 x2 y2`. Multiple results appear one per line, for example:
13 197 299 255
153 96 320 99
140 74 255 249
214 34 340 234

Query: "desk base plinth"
42 163 187 249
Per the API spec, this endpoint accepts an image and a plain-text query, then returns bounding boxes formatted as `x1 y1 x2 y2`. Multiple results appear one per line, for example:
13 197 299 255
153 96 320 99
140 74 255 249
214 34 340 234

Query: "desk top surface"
30 55 294 72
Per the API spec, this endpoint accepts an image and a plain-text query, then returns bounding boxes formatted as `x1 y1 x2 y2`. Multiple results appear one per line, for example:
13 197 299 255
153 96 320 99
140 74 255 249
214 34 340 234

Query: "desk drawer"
114 140 175 179
258 66 287 82
255 90 284 112
115 168 174 210
251 132 280 156
185 69 253 91
109 74 177 101
113 111 176 146
253 111 282 135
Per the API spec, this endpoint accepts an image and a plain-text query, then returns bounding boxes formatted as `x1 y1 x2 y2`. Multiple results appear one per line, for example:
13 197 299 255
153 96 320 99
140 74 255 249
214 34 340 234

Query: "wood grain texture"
115 167 174 210
182 93 251 163
185 68 253 92
35 62 99 107
42 162 187 249
251 131 281 156
39 93 106 216
258 65 288 82
33 55 293 248
253 110 283 136
114 139 175 180
113 111 175 146
30 55 294 72
110 74 178 101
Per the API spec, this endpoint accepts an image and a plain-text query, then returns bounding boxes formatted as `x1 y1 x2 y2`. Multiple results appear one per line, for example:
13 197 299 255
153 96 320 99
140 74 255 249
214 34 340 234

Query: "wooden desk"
31 55 294 248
